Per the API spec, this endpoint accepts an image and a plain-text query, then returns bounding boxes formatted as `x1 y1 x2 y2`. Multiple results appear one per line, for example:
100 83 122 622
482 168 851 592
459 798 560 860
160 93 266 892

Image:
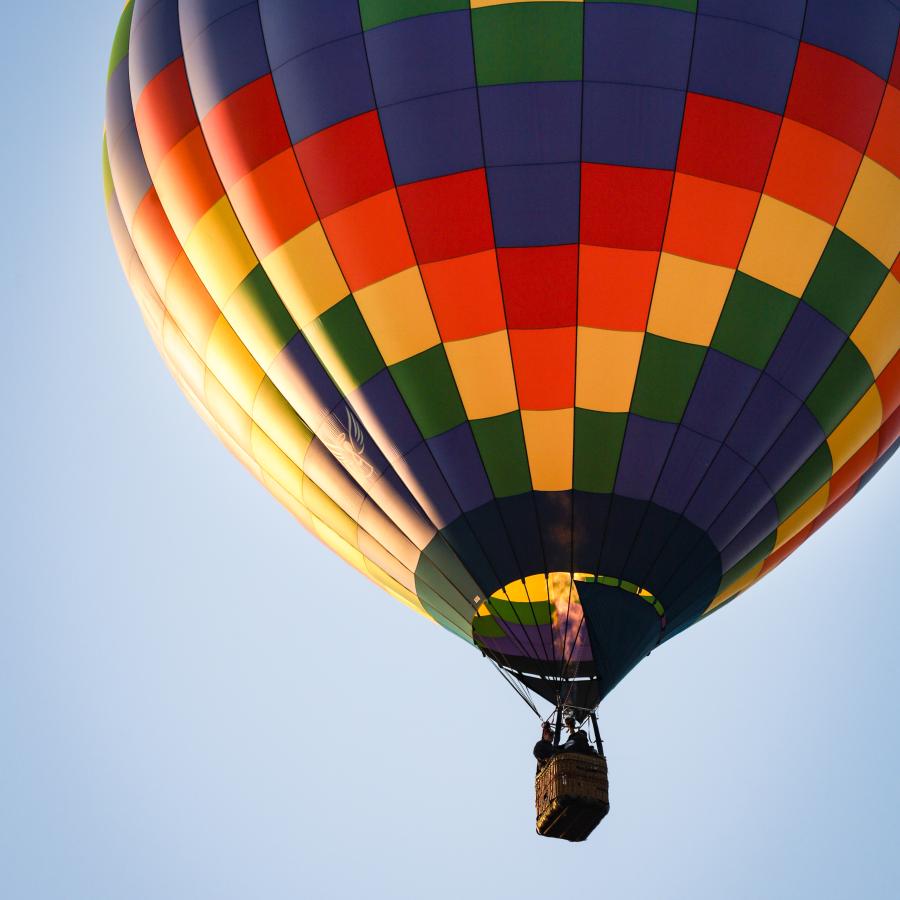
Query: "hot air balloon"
104 0 900 840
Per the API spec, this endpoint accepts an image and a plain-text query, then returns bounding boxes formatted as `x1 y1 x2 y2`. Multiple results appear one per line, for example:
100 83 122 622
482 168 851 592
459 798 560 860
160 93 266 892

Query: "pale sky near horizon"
2 4 899 899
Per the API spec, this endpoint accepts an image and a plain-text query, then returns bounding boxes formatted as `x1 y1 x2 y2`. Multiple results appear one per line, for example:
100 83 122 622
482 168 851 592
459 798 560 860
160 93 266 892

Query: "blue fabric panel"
365 11 475 107
615 416 677 501
427 424 494 513
465 504 530 597
700 0 805 38
397 443 462 529
258 0 362 67
379 88 484 184
350 369 421 458
690 14 798 113
479 82 582 166
766 303 846 398
273 34 375 142
709 472 774 552
534 491 573 574
487 162 580 247
803 0 899 80
179 0 251 44
500 493 549 580
727 373 803 465
653 427 720 515
107 122 153 224
129 0 183 101
758 405 826 491
718 496 779 570
583 3 694 90
183 4 271 119
685 445 753 529
582 83 684 169
106 49 136 146
682 350 758 442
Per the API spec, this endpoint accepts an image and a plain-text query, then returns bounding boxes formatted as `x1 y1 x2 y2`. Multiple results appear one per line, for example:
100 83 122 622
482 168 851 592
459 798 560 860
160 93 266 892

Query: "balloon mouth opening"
472 572 663 673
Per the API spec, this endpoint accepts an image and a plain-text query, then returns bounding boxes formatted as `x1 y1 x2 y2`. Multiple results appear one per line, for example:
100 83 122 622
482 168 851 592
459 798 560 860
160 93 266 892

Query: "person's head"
541 723 553 740
564 715 576 733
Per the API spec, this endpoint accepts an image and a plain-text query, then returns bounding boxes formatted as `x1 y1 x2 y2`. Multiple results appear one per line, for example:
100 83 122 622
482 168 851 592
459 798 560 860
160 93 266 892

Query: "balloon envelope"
104 0 900 710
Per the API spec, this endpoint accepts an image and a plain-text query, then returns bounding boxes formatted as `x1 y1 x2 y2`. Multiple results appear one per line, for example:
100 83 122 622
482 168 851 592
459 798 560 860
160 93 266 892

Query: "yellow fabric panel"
851 275 900 377
203 369 253 453
163 253 220 353
740 195 833 296
521 408 574 490
263 473 315 531
362 558 428 617
706 560 765 614
445 330 518 419
302 477 360 547
261 223 348 327
184 197 258 306
827 385 883 471
354 267 440 364
250 422 305 500
313 516 366 572
838 157 900 267
251 378 314 470
774 483 830 552
647 253 733 345
471 0 580 7
161 314 205 399
205 316 266 412
575 327 643 412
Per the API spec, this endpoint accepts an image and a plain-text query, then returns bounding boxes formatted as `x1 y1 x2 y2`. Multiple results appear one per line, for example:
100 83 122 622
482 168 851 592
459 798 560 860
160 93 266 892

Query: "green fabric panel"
414 557 476 630
631 335 706 422
472 614 507 639
803 230 887 334
305 296 384 391
390 345 466 438
775 442 833 520
102 137 114 206
227 266 298 357
806 341 874 435
712 273 798 370
472 3 584 86
471 412 532 497
719 529 777 593
588 0 696 10
358 0 469 30
107 1 134 81
421 537 485 604
486 595 553 627
573 409 627 492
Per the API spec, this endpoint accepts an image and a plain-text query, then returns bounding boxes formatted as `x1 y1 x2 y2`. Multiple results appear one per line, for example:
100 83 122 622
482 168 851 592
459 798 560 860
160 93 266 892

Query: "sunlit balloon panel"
105 0 900 705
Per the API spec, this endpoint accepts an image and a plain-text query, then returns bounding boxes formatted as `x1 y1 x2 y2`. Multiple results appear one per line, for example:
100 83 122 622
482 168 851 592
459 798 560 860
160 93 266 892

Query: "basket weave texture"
535 752 610 842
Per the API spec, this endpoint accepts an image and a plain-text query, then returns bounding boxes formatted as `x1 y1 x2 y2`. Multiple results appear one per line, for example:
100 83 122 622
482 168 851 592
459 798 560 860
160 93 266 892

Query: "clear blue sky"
2 4 899 899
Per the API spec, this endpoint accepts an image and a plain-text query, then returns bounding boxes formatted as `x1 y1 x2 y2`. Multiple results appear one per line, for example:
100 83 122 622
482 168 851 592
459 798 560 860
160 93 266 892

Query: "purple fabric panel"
652 427 721 514
720 498 780 571
349 369 421 459
727 373 803 465
683 350 759 441
364 468 436 552
685 445 754 529
393 443 461 529
426 424 494 513
758 405 826 492
708 471 774 552
765 303 846 399
270 333 341 432
614 416 678 500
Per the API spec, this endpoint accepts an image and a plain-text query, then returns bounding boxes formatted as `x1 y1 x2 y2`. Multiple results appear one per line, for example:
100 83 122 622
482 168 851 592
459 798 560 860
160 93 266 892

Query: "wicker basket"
535 752 610 841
